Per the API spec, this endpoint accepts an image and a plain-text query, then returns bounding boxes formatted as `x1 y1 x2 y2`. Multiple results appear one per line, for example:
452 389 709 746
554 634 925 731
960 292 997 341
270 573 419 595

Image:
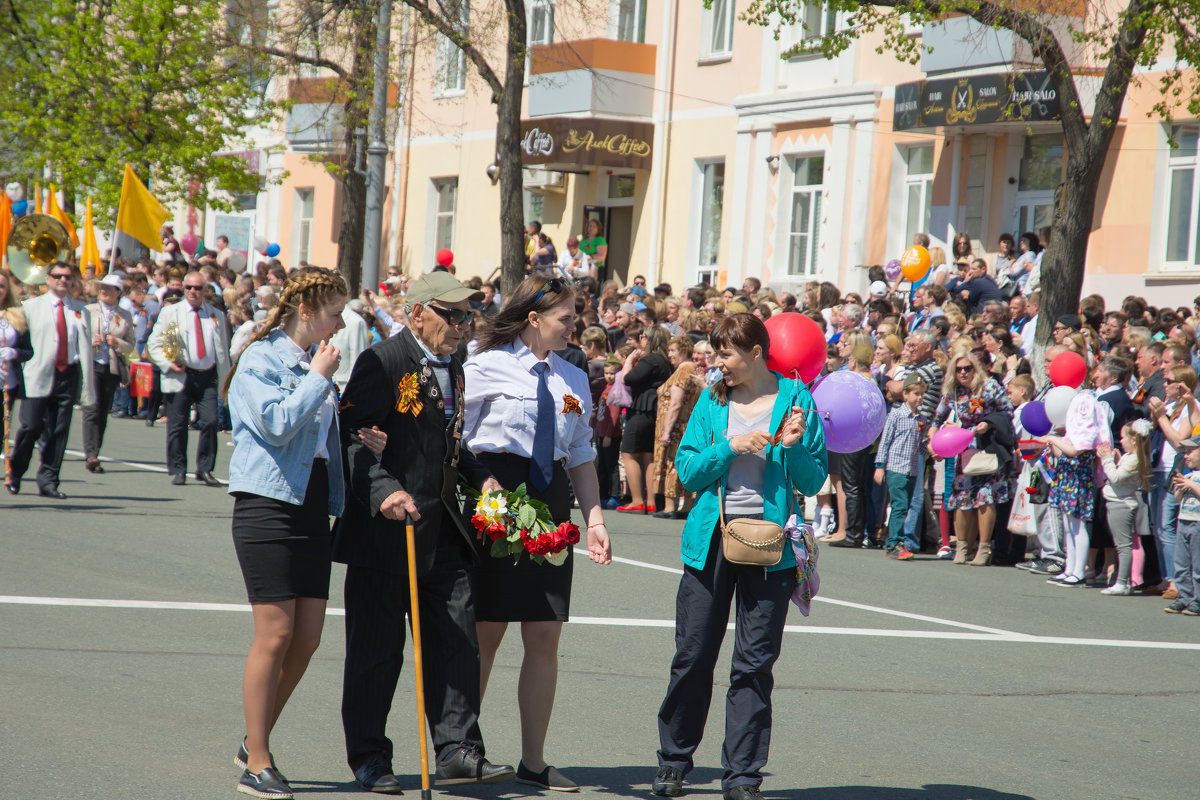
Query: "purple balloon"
1020 400 1052 436
885 259 902 281
809 371 887 453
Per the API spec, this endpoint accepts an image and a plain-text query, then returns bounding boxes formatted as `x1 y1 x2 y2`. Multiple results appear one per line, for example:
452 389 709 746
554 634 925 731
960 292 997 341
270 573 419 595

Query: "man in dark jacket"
334 272 513 793
958 258 1003 316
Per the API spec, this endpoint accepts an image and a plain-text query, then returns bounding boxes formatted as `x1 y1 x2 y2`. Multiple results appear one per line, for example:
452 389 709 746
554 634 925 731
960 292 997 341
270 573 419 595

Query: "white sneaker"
1100 583 1132 596
937 545 953 560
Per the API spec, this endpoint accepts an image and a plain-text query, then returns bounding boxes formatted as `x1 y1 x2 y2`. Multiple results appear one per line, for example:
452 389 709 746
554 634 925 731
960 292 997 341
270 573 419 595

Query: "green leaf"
489 538 509 559
517 505 538 530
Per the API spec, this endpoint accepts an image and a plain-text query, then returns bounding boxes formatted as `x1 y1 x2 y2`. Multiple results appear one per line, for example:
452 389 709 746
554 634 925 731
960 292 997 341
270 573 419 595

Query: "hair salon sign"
520 117 654 170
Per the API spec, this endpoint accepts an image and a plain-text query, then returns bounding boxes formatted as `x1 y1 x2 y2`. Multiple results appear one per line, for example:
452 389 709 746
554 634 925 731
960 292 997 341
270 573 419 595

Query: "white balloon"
253 235 269 253
1044 385 1078 427
5 182 24 202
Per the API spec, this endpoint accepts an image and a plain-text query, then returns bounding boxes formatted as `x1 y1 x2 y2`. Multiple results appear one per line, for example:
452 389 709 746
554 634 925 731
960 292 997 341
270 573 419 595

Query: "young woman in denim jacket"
224 269 385 800
652 313 828 800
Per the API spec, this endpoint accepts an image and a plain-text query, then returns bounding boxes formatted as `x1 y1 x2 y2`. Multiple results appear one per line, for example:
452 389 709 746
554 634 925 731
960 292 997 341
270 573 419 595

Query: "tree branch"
1085 0 1155 159
234 40 350 79
400 0 504 101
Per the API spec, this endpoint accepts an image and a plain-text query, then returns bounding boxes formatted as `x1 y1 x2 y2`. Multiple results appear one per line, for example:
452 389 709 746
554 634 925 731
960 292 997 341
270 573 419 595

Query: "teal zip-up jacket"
675 372 828 572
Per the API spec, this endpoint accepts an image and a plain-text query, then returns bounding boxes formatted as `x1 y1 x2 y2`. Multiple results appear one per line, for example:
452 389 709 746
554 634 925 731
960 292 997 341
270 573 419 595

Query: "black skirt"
471 451 573 622
232 459 333 603
621 410 657 454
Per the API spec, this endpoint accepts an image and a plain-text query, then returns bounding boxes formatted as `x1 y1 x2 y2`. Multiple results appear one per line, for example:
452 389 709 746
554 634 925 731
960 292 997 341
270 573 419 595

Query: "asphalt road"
2 413 1199 800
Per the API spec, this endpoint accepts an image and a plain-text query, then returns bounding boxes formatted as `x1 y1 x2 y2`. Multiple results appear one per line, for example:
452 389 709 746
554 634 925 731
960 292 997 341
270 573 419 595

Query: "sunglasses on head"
532 278 566 305
425 304 471 327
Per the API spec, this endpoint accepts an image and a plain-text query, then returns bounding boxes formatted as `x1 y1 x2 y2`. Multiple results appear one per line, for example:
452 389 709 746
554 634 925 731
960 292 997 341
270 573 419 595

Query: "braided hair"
222 267 348 396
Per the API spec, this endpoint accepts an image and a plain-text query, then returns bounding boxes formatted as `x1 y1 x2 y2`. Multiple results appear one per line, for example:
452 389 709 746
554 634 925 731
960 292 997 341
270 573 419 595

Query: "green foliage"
0 0 286 215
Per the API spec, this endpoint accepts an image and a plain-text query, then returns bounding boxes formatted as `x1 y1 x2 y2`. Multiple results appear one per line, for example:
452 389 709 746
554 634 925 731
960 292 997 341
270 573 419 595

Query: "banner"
519 117 654 170
894 71 1060 131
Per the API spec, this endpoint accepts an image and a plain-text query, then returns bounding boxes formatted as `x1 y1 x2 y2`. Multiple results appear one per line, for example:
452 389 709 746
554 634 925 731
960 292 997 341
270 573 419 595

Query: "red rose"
521 528 557 556
556 522 581 547
485 523 507 541
470 514 489 532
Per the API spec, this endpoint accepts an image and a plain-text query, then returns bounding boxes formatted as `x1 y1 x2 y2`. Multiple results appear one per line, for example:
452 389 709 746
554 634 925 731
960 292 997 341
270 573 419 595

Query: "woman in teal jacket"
651 313 827 800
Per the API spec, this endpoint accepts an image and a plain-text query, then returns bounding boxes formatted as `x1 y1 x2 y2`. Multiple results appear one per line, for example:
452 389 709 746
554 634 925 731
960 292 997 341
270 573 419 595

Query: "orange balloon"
900 246 931 282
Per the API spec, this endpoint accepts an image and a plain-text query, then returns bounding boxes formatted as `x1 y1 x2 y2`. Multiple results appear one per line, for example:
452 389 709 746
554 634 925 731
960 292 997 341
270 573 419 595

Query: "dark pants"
657 527 796 791
82 368 122 459
146 364 163 419
597 435 622 500
840 445 873 544
10 365 80 492
341 531 484 773
166 367 217 476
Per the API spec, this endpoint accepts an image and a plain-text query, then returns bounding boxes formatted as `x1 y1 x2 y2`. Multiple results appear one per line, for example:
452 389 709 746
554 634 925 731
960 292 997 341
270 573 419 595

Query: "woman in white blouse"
464 277 613 792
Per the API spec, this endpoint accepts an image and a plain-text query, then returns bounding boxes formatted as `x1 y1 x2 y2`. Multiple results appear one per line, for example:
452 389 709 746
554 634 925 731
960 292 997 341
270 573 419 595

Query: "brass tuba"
5 214 71 286
160 320 184 363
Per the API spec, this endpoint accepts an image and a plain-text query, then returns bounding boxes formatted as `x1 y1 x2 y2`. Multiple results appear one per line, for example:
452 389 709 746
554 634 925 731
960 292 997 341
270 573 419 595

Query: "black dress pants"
82 368 122 459
166 367 217 476
657 526 796 791
341 528 484 773
10 364 80 492
840 444 873 544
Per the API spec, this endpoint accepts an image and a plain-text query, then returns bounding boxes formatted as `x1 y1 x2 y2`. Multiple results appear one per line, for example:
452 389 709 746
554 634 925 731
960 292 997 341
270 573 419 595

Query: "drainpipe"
647 0 680 287
946 130 963 244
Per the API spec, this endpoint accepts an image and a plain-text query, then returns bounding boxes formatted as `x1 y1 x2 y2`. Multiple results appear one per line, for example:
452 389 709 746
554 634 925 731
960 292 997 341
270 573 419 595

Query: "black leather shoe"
829 537 863 548
5 480 17 495
145 418 155 427
354 761 404 794
723 786 764 800
171 474 186 486
514 761 576 792
435 744 515 785
237 767 293 799
38 487 67 500
235 738 281 775
197 471 222 487
652 766 684 797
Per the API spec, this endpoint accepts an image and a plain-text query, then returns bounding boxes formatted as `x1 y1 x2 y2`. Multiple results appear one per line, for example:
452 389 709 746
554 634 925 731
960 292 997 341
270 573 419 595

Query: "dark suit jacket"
1133 370 1165 417
1098 386 1136 444
332 327 492 576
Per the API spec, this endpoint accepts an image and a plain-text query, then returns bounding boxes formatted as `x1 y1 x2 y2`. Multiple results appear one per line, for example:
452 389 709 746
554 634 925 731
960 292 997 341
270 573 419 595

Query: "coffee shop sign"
521 127 555 157
562 128 651 158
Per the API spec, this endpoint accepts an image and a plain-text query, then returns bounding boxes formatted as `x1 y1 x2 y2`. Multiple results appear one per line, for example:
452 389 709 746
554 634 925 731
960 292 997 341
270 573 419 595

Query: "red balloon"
436 248 454 267
1048 351 1087 388
764 312 825 383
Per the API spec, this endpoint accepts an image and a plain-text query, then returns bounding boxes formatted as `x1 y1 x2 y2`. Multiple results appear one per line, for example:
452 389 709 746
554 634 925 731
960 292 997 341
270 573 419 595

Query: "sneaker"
1053 576 1084 587
1164 598 1189 614
1182 602 1200 617
651 766 684 797
1100 584 1133 596
884 546 899 559
603 497 619 510
1030 559 1064 576
1014 559 1038 571
895 547 916 561
237 768 293 799
937 545 953 560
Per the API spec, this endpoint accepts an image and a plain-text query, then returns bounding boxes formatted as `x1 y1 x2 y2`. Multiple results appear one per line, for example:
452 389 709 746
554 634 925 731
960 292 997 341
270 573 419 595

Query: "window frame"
699 0 735 61
694 159 726 285
434 2 469 98
294 188 314 266
903 144 934 248
785 154 825 278
433 177 458 253
611 0 647 43
1163 124 1200 271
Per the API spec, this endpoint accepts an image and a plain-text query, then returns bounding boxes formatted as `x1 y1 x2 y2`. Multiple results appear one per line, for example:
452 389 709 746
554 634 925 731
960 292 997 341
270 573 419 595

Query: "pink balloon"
931 427 974 458
180 233 199 255
885 259 902 281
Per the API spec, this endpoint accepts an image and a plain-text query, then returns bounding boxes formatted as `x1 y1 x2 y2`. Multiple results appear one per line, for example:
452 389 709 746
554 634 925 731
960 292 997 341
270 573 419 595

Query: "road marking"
4 595 1199 651
62 449 228 483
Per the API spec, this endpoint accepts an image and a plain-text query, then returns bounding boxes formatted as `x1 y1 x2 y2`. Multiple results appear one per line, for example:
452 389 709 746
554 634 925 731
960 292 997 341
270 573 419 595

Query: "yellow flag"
34 182 42 215
81 197 104 276
0 193 11 270
46 184 80 249
116 164 170 253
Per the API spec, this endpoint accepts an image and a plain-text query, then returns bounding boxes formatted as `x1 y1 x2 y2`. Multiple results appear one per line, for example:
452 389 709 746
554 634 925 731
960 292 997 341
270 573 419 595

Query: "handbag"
608 369 632 410
960 448 999 476
1007 465 1036 535
719 482 785 566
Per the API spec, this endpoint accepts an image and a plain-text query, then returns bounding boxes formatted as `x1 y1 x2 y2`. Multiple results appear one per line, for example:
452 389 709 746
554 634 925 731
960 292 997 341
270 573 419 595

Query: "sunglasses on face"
955 365 975 374
47 273 72 281
184 285 205 292
532 278 566 305
425 304 472 327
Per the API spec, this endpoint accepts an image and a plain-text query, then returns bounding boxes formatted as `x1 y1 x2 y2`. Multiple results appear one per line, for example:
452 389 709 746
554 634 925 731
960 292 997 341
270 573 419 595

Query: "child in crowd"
874 374 928 559
597 357 624 509
1165 435 1200 615
1097 419 1153 596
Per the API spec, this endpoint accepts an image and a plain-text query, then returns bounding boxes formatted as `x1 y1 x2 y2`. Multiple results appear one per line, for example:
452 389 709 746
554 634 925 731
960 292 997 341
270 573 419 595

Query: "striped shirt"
875 403 924 476
893 358 943 422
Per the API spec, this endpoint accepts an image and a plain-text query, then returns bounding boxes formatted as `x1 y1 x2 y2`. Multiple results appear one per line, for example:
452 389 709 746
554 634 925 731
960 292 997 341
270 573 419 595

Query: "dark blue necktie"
530 361 554 491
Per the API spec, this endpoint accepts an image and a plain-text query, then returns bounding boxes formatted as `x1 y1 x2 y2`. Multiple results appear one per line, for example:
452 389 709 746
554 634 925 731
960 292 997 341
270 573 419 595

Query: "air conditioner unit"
522 167 565 192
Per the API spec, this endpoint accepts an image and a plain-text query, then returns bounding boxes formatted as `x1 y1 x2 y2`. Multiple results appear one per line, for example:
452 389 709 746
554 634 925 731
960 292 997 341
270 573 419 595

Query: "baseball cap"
633 301 648 312
629 285 647 298
406 271 483 306
99 274 124 291
1177 435 1200 450
1056 314 1082 331
869 280 888 298
902 372 927 390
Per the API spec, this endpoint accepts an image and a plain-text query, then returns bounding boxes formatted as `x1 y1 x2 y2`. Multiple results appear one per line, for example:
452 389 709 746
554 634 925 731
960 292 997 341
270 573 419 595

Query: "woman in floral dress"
652 336 704 519
931 345 1015 565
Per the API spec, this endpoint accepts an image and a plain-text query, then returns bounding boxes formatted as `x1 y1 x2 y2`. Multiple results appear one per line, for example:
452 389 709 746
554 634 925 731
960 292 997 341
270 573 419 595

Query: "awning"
895 70 1060 132
520 116 654 171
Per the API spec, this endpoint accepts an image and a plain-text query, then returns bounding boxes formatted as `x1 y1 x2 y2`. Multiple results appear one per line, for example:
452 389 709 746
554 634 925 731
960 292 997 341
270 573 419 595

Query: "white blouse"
463 339 595 470
0 315 19 390
281 334 335 459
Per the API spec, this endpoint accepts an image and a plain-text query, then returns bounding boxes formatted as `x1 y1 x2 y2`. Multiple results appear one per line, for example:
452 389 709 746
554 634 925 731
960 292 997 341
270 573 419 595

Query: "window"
802 2 838 40
787 155 824 276
434 178 457 251
1018 133 1063 192
296 188 314 265
531 0 554 46
608 175 636 199
1165 125 1200 267
697 161 725 285
904 145 933 246
614 0 646 43
701 0 735 59
435 1 469 96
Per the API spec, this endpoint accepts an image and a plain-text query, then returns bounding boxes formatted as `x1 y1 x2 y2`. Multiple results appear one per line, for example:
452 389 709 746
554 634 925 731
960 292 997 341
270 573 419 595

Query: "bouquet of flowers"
469 483 580 566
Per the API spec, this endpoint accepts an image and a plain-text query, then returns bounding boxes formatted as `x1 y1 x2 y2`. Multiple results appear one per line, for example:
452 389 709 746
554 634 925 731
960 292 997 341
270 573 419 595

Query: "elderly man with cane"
333 272 512 793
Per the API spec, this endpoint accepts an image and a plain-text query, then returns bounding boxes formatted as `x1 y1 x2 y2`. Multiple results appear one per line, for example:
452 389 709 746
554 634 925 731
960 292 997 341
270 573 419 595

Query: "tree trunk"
497 0 528 295
335 4 378 295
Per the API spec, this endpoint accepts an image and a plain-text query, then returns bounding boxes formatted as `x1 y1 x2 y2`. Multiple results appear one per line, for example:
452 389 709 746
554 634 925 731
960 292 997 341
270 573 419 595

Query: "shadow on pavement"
777 786 1036 800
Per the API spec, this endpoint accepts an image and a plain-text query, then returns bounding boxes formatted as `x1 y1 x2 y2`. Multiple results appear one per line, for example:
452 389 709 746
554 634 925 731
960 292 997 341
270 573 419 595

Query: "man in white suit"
82 274 135 473
7 262 95 498
146 271 230 486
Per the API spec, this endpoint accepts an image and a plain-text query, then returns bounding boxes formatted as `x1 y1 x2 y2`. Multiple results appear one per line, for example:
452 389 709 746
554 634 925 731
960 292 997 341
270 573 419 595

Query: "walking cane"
404 513 433 800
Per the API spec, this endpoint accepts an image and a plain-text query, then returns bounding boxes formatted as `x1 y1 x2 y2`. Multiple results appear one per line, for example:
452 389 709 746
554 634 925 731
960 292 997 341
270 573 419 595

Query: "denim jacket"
227 328 345 515
675 373 828 572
